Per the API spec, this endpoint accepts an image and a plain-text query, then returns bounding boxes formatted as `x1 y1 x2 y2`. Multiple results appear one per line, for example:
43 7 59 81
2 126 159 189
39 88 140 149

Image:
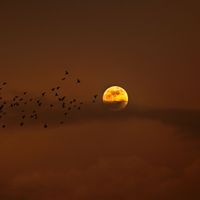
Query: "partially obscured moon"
103 86 128 110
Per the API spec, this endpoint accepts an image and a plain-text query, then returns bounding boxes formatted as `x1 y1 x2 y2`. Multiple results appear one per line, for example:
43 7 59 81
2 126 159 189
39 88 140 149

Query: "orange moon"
102 86 128 110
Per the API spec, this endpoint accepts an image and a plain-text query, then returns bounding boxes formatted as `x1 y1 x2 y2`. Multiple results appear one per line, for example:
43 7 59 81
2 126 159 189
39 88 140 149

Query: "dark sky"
0 1 200 200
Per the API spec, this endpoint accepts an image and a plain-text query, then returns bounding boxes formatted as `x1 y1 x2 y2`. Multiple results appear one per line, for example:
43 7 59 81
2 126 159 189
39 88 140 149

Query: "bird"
2 82 7 85
65 70 69 75
94 94 98 99
61 77 66 81
20 122 24 126
44 124 48 128
59 96 65 101
42 92 46 97
77 79 80 84
0 105 4 110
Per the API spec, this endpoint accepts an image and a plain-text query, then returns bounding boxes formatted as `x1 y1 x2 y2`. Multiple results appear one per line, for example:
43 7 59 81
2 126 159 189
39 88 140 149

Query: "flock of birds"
0 70 98 129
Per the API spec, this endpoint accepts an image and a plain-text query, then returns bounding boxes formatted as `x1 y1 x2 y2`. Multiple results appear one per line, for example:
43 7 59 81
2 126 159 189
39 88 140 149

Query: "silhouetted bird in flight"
0 105 4 110
0 68 96 129
65 70 69 75
59 96 65 101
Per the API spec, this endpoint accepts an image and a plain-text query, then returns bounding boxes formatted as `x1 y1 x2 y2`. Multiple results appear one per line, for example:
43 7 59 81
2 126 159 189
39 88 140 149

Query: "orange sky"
0 1 200 200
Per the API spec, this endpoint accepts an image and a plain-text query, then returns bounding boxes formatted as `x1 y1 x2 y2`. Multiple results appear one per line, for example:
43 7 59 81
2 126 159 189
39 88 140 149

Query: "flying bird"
65 70 69 75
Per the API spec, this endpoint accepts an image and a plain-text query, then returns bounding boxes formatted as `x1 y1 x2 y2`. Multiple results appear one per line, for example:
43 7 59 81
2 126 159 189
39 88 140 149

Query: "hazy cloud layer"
0 120 200 200
2 100 200 136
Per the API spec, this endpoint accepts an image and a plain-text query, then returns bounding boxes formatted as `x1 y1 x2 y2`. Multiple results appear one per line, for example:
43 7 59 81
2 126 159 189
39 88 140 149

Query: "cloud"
1 156 200 200
1 95 200 135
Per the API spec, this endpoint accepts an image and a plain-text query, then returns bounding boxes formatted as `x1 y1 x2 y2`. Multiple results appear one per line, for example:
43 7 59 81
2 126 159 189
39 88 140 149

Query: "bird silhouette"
0 105 4 110
65 70 69 75
0 68 97 129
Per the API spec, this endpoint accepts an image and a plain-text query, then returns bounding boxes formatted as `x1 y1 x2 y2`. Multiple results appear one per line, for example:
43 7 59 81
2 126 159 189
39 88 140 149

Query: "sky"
0 0 200 200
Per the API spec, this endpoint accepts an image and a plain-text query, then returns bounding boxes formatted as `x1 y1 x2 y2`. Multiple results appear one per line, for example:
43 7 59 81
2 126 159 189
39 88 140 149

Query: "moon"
102 86 129 111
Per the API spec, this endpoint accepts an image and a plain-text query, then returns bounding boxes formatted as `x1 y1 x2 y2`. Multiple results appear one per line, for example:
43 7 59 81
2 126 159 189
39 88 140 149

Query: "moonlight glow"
103 86 128 110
